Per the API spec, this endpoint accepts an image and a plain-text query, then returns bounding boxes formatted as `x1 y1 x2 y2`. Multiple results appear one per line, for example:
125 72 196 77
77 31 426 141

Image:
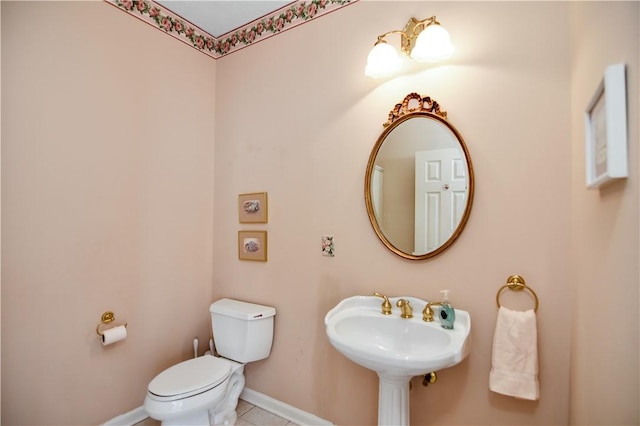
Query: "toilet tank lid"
210 298 276 320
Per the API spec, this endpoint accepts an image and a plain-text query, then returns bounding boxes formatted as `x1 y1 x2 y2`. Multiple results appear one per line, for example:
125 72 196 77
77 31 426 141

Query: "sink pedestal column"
377 374 411 426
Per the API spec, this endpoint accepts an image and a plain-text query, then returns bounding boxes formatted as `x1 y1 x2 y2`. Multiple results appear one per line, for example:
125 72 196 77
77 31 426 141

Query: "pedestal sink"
324 295 471 426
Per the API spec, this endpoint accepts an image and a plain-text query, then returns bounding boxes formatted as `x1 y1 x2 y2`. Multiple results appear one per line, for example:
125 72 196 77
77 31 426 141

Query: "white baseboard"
102 388 332 426
102 406 148 426
240 387 333 426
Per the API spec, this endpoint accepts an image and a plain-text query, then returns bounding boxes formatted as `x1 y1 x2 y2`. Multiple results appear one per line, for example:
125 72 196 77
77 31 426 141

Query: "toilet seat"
147 355 231 402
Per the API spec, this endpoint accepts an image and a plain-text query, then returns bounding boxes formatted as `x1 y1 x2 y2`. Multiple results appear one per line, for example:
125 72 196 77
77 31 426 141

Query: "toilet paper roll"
101 325 127 346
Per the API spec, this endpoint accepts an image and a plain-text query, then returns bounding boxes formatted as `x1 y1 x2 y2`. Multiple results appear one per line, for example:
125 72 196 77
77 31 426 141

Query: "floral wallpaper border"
107 0 356 59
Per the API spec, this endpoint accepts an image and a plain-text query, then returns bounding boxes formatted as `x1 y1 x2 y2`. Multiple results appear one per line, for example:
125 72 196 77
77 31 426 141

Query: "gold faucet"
373 292 392 315
396 299 413 318
422 301 443 322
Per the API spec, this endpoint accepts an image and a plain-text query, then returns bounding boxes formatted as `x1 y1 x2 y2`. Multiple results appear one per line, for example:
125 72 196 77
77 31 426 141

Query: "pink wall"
214 2 575 425
569 2 639 425
2 2 216 424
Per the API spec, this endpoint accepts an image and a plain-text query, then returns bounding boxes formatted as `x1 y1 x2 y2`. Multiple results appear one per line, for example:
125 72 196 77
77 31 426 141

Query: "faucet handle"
422 301 442 322
373 292 392 315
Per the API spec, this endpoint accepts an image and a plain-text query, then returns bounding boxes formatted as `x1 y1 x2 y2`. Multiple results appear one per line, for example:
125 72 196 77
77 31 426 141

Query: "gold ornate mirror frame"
364 93 475 260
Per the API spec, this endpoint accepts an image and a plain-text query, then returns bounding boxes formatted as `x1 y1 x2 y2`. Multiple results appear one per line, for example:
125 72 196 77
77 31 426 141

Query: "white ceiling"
156 1 292 37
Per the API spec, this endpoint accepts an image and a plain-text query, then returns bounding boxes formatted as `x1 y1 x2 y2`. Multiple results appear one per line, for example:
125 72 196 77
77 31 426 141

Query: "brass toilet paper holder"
96 311 128 336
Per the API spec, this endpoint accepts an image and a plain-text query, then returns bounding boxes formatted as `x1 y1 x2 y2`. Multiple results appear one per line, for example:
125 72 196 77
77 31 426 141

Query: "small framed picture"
238 231 267 262
585 63 628 189
238 192 268 223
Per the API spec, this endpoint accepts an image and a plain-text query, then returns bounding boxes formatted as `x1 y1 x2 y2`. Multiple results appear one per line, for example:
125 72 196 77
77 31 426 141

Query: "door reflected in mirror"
364 93 474 260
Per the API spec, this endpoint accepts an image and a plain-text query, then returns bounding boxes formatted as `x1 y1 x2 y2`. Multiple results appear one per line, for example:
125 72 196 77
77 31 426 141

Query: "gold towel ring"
496 275 539 312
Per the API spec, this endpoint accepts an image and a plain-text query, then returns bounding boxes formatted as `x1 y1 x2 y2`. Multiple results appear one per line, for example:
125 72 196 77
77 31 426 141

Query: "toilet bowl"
144 355 246 425
144 299 275 426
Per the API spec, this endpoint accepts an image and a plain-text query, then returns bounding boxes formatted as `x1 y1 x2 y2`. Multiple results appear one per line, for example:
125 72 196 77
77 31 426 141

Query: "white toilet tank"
210 298 276 363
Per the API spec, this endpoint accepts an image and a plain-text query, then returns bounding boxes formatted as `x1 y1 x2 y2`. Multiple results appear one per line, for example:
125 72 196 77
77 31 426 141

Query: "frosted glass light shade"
365 42 403 78
410 24 454 63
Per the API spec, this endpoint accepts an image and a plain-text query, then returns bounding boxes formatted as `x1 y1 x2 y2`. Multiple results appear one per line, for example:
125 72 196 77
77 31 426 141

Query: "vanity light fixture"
364 16 454 78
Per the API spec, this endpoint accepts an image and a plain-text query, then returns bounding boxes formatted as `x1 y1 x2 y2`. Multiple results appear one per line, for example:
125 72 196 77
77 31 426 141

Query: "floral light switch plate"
322 235 334 257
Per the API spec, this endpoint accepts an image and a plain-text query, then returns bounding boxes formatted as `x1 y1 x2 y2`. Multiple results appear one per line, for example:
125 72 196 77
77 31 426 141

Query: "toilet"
144 298 276 426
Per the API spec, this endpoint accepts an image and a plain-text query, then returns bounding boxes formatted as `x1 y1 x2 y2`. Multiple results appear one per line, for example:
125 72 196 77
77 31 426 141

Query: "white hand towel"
489 306 540 400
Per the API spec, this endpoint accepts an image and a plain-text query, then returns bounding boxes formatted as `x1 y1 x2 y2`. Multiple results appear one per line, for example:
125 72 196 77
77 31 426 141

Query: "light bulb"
365 41 403 78
410 24 454 63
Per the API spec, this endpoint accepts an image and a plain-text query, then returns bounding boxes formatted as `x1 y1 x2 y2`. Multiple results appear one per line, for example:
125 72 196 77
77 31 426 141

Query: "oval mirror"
364 93 474 260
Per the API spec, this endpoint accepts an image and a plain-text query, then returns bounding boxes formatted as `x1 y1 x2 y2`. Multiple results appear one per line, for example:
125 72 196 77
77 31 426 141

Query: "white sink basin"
325 295 471 377
324 295 471 425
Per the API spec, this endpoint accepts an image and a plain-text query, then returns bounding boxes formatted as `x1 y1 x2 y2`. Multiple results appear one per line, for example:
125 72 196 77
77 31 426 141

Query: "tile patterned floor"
135 399 297 426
